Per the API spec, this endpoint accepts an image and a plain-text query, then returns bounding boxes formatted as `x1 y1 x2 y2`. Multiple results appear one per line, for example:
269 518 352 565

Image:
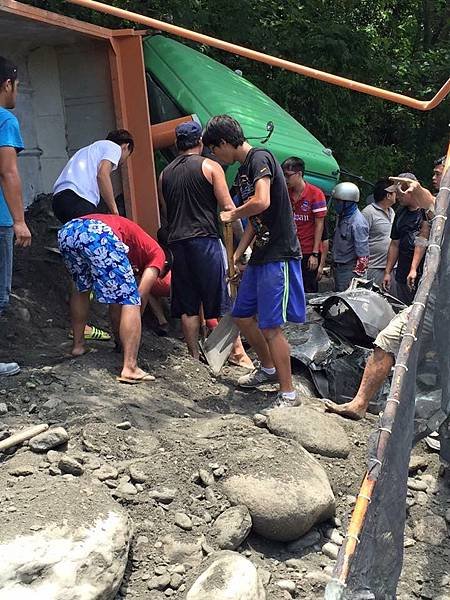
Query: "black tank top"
162 154 219 243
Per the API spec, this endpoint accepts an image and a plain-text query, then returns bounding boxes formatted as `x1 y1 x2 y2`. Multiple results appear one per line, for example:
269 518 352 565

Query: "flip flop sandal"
63 347 97 360
116 373 156 384
228 357 255 372
68 326 111 341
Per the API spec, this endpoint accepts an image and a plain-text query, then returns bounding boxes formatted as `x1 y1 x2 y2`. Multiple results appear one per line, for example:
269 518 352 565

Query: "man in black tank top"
158 122 251 365
203 115 306 409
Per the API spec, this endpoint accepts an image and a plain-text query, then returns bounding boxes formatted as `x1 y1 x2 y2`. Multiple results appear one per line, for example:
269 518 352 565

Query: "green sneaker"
237 367 278 388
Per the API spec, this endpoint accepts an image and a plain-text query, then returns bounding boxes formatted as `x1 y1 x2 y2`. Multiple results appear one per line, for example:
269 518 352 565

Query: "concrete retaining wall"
0 39 116 209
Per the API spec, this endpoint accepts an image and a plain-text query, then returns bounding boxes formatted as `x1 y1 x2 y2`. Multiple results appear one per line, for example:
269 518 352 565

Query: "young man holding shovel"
203 115 306 408
158 121 252 367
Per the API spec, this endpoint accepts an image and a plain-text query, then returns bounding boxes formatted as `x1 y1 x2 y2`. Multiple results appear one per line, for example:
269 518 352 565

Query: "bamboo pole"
66 0 450 112
327 142 450 597
0 423 49 452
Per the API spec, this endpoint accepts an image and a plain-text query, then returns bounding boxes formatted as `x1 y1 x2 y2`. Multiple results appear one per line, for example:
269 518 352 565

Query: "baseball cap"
175 121 202 143
0 57 18 84
385 172 418 193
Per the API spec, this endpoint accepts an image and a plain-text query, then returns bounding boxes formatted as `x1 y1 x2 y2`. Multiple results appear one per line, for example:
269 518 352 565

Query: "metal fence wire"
325 157 450 600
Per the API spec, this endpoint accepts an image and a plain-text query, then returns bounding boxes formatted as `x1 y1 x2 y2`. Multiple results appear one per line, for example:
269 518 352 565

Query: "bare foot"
228 352 254 371
71 345 89 357
324 399 366 421
120 366 155 382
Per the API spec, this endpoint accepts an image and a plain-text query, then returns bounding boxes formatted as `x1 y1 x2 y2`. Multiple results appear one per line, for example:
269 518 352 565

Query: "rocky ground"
0 197 449 599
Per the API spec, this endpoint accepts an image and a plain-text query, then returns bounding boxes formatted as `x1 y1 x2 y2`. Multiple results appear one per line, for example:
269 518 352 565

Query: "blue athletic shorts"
232 259 306 329
58 219 140 305
170 236 230 319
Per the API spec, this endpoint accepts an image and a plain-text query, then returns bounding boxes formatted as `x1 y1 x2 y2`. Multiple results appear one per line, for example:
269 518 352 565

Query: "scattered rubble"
0 197 448 599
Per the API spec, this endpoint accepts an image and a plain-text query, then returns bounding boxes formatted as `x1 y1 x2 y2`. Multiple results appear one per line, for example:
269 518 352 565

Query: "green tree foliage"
24 0 450 186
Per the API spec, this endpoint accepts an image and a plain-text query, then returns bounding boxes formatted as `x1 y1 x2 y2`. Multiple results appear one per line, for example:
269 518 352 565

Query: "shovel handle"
224 224 237 299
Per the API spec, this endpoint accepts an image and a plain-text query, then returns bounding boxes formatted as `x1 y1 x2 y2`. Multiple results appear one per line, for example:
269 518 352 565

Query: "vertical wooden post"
108 33 160 235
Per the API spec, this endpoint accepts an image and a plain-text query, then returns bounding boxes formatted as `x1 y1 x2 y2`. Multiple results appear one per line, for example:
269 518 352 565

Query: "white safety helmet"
331 182 360 203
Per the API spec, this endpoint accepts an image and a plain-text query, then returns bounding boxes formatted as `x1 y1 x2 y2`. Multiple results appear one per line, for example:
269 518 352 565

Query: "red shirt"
289 181 327 254
83 214 166 276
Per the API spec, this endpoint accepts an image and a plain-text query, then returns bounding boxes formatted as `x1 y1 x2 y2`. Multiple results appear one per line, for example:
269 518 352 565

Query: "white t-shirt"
53 140 122 206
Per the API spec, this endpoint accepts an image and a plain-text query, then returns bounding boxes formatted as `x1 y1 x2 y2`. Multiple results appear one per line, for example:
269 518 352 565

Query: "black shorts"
170 237 231 319
52 189 97 224
301 254 320 294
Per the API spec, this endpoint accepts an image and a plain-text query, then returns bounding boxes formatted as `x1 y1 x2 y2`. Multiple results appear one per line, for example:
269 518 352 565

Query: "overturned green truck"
143 35 339 194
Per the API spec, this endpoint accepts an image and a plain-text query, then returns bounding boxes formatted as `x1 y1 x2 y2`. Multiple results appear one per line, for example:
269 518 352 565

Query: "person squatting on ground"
382 173 428 305
158 121 252 368
331 182 369 292
58 214 169 384
0 56 32 377
202 115 306 408
362 179 396 287
281 156 327 293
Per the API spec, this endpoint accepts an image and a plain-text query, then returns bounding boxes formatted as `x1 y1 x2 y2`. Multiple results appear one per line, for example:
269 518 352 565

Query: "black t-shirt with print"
235 148 301 264
390 206 425 283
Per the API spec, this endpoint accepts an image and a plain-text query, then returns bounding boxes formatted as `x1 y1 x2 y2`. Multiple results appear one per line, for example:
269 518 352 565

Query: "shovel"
200 223 240 374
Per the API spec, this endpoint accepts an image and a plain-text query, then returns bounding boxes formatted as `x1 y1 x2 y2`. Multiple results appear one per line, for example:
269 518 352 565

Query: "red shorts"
151 272 171 298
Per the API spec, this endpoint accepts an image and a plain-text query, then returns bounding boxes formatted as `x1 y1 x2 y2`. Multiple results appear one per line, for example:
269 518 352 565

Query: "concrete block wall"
0 39 117 208
28 46 68 194
0 43 43 208
58 43 116 156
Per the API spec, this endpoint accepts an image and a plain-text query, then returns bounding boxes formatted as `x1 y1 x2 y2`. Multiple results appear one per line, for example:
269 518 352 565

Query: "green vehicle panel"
143 35 339 194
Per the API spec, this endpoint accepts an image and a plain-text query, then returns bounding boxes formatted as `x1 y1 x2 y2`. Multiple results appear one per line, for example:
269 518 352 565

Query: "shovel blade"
201 313 239 375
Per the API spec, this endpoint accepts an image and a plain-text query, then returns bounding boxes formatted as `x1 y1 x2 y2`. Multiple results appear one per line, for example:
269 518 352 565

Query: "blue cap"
175 121 202 143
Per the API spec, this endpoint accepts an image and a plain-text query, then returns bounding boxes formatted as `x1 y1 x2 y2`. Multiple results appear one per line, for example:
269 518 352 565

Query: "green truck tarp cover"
144 35 339 194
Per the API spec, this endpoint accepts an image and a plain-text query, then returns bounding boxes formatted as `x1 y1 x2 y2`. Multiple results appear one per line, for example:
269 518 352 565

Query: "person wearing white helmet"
331 181 369 291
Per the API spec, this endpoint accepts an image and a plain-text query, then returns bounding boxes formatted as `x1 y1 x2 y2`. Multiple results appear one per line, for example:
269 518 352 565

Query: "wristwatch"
311 252 319 258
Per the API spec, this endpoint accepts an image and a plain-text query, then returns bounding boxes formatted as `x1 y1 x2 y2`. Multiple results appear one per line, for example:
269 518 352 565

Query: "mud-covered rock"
28 427 69 452
266 406 350 458
210 505 252 550
0 455 132 600
187 551 265 600
222 442 335 542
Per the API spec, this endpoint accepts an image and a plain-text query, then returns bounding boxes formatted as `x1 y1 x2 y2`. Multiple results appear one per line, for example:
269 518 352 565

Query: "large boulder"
0 453 132 600
222 439 335 542
186 551 265 600
266 406 350 458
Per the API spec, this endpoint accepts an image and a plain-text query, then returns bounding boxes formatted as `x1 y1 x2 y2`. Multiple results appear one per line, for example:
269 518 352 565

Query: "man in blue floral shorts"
58 214 168 383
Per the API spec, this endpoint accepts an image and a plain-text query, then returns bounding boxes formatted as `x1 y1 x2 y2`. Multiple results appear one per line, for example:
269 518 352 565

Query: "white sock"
281 390 296 400
261 366 276 375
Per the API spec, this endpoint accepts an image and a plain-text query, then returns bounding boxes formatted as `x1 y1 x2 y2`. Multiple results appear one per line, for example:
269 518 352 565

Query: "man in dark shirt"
158 121 238 359
203 115 306 408
383 172 425 305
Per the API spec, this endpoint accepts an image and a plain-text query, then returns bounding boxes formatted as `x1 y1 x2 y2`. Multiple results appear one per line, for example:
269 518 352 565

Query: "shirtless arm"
202 159 235 211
